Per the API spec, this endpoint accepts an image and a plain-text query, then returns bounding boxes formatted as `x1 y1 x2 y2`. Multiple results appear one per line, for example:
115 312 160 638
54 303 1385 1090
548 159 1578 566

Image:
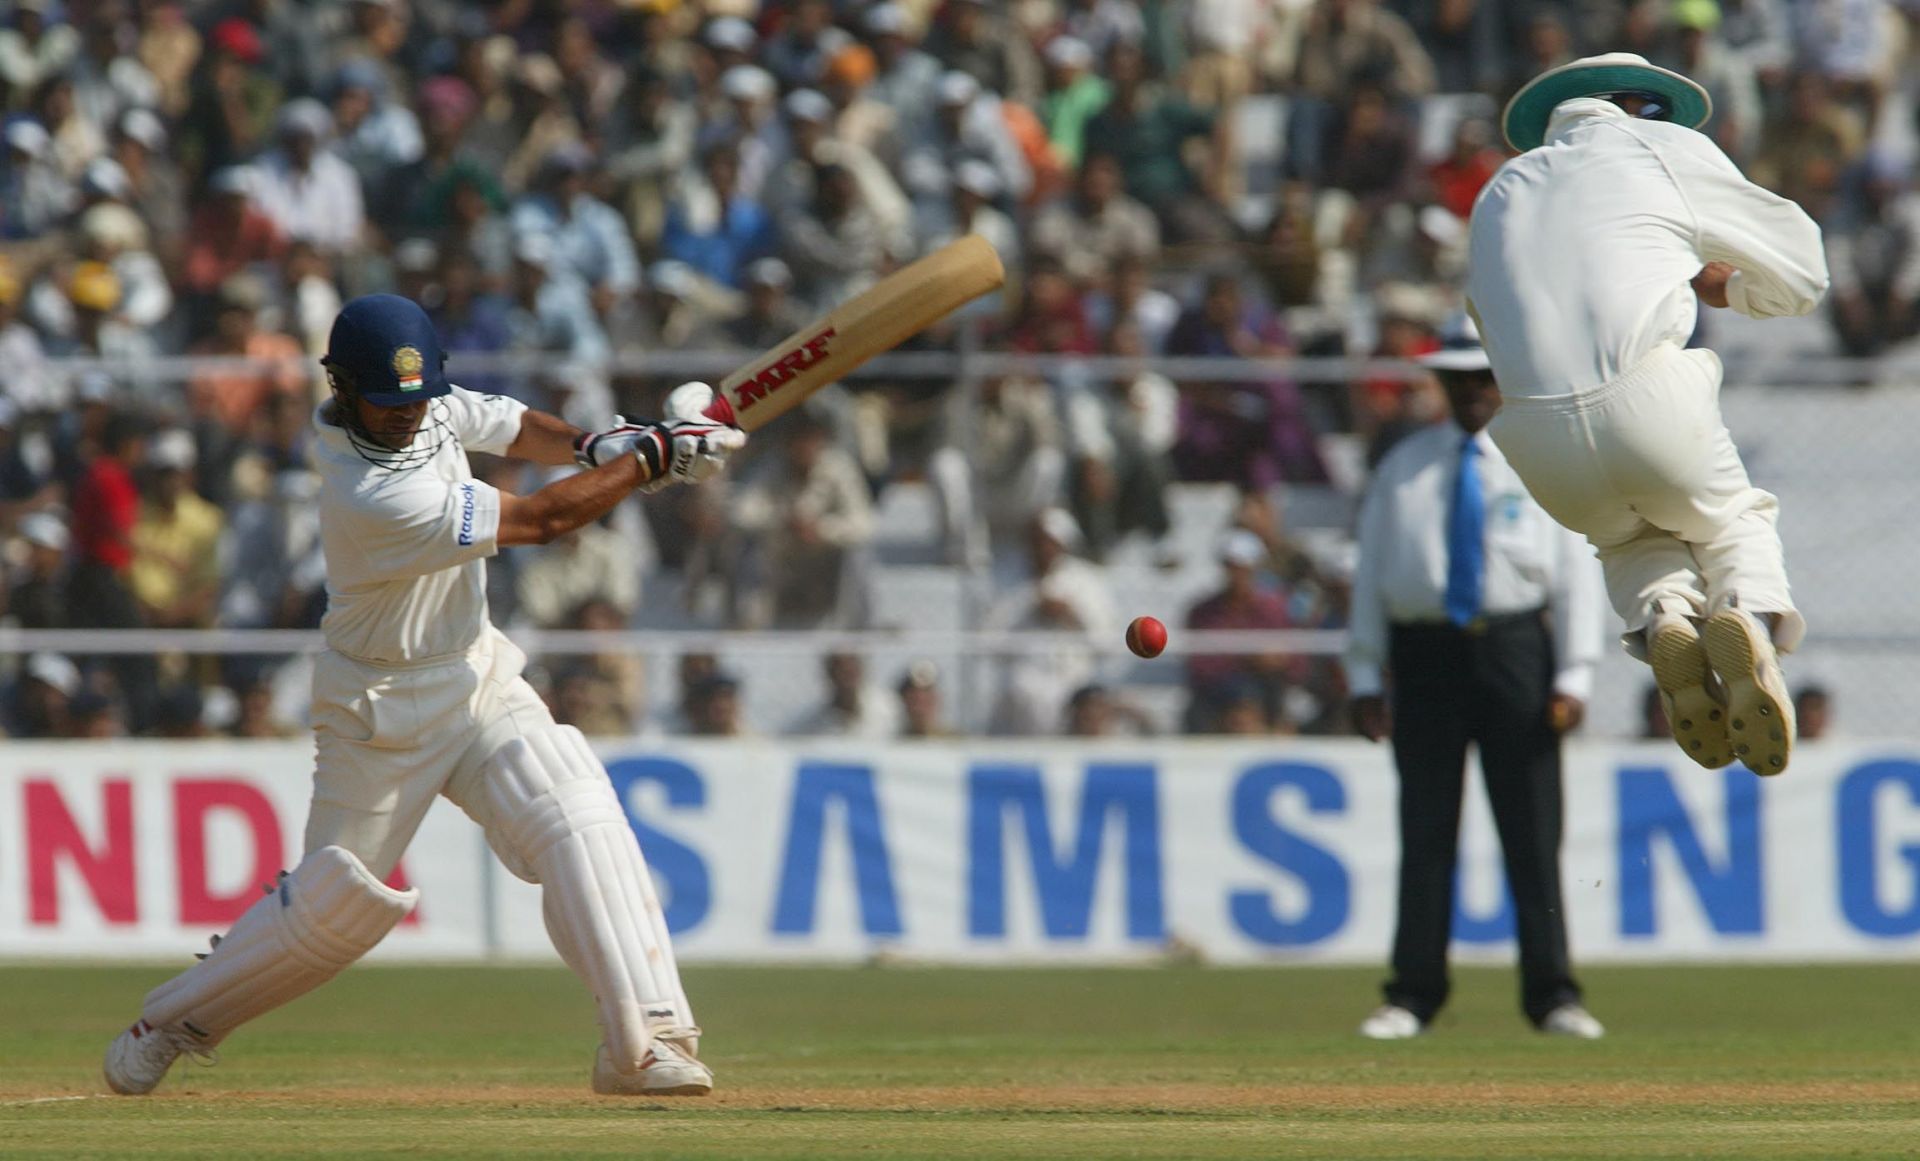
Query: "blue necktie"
1445 434 1485 626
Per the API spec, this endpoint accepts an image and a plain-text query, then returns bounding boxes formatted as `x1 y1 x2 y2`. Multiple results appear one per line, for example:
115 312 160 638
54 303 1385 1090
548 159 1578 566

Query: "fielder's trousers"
1489 341 1803 655
1384 612 1581 1026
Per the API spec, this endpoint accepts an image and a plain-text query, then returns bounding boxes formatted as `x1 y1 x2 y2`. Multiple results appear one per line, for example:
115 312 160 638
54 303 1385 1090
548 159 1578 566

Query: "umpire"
1345 314 1608 1040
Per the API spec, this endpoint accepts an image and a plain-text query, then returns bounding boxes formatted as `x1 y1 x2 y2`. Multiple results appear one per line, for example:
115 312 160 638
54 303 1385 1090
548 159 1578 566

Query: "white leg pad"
142 845 418 1046
483 726 694 1072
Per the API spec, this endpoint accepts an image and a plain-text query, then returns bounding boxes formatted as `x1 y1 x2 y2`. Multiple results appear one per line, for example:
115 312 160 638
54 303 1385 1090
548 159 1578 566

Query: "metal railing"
0 627 1347 658
40 347 1907 389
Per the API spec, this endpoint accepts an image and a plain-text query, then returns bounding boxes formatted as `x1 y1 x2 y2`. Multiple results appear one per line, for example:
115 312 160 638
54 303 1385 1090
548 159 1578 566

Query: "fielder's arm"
1666 133 1829 318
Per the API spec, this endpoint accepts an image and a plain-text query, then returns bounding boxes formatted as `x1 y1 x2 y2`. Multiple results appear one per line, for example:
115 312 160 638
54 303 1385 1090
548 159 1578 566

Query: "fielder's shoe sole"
1704 610 1794 776
1649 616 1732 770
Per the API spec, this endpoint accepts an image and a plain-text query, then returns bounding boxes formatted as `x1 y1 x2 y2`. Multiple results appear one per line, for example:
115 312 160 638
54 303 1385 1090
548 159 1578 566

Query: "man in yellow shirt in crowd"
129 429 224 630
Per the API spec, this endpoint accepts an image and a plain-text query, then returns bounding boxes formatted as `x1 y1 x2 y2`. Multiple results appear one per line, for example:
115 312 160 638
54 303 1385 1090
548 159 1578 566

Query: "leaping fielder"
1467 53 1829 775
105 295 745 1096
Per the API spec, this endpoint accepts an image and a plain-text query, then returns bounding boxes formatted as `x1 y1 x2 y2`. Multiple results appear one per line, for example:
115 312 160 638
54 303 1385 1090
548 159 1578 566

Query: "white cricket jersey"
311 385 528 665
1343 422 1607 701
1466 98 1829 398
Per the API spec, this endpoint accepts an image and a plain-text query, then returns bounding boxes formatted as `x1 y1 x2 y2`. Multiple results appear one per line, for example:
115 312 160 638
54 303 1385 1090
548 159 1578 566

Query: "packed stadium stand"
0 0 1915 741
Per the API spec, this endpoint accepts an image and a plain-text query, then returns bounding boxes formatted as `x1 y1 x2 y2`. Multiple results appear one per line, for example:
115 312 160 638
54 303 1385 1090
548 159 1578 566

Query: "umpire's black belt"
1391 608 1547 638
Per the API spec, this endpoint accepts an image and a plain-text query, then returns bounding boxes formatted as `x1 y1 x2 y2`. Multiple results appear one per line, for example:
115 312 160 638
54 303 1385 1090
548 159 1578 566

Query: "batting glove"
662 380 718 422
572 382 726 468
572 417 656 469
574 410 744 494
645 417 746 490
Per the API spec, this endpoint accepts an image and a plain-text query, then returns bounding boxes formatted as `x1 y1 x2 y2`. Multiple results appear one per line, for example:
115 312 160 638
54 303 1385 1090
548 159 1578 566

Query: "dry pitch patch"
15 1078 1917 1112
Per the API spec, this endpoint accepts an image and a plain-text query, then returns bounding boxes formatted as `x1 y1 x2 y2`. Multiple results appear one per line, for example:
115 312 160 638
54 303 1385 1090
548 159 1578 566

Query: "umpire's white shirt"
1344 422 1607 701
1466 98 1827 397
312 385 528 664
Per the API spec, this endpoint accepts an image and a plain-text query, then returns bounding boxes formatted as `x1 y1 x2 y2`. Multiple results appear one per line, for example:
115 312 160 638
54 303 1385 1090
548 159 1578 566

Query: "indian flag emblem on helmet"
392 345 426 391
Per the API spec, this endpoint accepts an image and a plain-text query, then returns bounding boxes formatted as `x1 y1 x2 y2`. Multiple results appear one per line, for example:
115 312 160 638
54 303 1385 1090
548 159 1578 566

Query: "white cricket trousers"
306 627 553 877
1488 342 1803 655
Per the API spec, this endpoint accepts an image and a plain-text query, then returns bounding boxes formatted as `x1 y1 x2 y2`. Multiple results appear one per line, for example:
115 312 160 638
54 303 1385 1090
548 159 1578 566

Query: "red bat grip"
703 394 739 426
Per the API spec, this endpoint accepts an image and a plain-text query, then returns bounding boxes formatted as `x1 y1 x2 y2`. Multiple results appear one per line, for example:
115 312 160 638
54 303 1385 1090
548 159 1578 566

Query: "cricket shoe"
592 1031 713 1096
1358 1005 1424 1040
1539 1004 1606 1040
103 1019 216 1095
1648 610 1732 770
1704 608 1794 776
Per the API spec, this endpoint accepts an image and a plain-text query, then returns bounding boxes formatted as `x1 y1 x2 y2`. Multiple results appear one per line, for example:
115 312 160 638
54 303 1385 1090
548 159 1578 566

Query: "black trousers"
1383 612 1580 1026
67 561 156 734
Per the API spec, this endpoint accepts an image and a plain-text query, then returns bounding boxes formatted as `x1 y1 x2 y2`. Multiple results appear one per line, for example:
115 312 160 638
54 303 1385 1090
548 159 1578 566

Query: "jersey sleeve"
1658 126 1830 319
339 471 503 583
441 384 528 456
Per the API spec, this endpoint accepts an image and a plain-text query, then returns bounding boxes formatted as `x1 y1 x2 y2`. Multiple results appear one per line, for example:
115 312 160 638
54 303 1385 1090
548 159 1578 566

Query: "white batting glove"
572 383 727 468
662 380 717 422
573 417 655 468
572 384 745 492
648 416 746 490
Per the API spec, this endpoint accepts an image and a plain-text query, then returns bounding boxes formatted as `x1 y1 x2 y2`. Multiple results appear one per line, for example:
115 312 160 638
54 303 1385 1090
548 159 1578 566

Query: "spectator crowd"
0 0 1910 739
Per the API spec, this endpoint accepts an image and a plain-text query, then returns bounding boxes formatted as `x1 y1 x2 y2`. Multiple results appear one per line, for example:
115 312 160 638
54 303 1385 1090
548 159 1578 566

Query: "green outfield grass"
2 962 1918 1159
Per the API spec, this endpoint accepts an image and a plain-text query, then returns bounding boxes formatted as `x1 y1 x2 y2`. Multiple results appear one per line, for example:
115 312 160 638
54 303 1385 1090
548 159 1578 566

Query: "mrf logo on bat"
734 327 837 412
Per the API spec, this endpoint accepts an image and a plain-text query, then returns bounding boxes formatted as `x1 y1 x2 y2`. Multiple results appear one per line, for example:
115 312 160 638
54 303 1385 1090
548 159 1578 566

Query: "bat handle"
703 394 739 427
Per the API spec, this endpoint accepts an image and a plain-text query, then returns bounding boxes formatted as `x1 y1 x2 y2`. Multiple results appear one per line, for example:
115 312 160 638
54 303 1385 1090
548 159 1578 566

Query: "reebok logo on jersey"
457 482 476 546
733 327 836 412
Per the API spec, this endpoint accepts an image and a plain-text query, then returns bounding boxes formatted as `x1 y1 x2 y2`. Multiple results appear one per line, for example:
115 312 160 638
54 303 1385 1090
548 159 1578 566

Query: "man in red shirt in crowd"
1184 529 1298 733
67 411 152 726
1426 118 1504 221
69 413 143 614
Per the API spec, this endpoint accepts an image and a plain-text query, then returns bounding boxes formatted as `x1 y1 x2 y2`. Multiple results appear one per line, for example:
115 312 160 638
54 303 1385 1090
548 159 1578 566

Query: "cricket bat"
703 234 1005 431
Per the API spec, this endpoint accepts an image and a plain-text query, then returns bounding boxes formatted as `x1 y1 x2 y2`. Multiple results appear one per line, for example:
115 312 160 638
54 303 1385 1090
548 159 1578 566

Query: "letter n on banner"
967 764 1163 941
772 763 902 936
26 778 136 925
1618 766 1763 936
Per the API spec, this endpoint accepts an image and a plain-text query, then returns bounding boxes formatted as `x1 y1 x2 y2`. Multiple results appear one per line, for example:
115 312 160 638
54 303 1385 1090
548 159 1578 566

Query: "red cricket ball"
1126 616 1168 659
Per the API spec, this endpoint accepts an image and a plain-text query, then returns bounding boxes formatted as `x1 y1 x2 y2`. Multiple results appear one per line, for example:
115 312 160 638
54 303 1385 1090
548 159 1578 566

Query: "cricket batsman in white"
1467 53 1829 775
104 294 745 1096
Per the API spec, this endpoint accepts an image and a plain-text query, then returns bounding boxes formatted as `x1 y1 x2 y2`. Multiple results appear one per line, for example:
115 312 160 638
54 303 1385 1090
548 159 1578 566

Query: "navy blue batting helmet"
322 294 450 407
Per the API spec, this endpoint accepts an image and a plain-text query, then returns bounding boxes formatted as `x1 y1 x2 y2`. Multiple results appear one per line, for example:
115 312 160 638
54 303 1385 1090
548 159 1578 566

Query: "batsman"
105 294 744 1097
1468 53 1829 775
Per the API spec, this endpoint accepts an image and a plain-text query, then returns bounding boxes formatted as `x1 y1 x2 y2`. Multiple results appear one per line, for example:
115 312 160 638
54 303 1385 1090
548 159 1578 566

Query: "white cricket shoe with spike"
1704 608 1794 776
1648 608 1732 770
103 1019 216 1094
592 1031 713 1096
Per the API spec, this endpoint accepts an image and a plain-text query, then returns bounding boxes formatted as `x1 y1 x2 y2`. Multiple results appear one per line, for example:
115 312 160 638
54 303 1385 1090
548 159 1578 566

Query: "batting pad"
482 726 693 1072
143 845 419 1045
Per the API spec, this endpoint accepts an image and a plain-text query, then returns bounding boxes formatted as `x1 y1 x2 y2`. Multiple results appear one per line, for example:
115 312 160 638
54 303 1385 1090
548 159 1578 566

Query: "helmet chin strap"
326 377 449 472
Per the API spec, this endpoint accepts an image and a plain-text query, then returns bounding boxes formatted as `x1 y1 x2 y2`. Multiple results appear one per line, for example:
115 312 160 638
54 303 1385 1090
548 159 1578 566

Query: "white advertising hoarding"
1 740 1916 963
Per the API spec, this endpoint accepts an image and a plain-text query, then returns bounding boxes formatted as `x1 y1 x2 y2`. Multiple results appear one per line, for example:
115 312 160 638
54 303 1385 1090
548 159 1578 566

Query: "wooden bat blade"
704 234 1005 431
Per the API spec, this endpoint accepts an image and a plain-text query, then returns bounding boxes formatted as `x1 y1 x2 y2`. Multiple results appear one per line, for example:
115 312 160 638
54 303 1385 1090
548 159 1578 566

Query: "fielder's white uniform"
1466 97 1829 654
124 386 697 1088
